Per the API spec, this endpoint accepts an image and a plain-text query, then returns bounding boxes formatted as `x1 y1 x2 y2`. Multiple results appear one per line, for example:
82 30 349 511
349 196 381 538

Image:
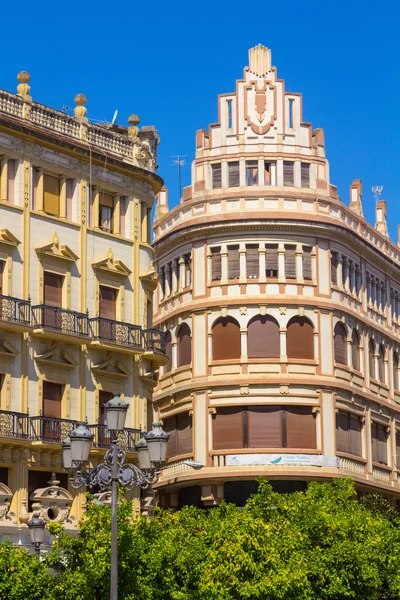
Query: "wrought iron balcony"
0 294 30 326
143 329 166 354
88 424 141 452
32 305 89 337
28 416 82 443
89 317 142 349
0 409 29 438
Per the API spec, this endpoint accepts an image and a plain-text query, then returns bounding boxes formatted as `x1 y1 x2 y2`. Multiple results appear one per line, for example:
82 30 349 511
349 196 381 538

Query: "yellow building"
0 72 166 545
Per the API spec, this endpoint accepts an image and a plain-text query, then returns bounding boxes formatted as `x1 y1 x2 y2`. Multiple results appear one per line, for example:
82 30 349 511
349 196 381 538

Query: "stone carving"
21 473 77 527
0 483 17 524
11 138 24 152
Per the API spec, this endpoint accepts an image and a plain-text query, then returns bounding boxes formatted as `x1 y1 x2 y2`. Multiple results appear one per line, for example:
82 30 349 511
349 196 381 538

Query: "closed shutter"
265 245 278 278
66 178 74 221
336 411 349 453
211 164 222 189
212 407 244 450
378 347 385 383
351 331 360 371
228 162 240 187
301 163 310 187
372 423 387 464
247 316 280 358
394 354 399 391
99 192 114 207
302 247 312 280
369 341 376 380
284 246 296 279
43 381 62 418
119 196 126 237
334 323 347 365
349 415 362 457
164 416 177 458
0 261 3 295
99 286 117 319
43 174 60 216
331 252 338 285
283 161 294 186
211 247 221 281
99 391 113 425
286 407 316 449
246 245 259 279
212 318 241 360
7 159 16 203
228 246 240 279
177 324 192 367
44 272 63 307
177 412 193 455
396 431 400 468
287 317 314 359
248 406 282 448
164 332 172 373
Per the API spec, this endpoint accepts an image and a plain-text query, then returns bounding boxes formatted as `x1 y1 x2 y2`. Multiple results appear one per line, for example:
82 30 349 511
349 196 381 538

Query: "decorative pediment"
0 482 16 524
0 229 20 249
140 266 158 291
35 342 78 370
0 338 19 359
21 473 76 527
35 232 79 263
91 353 132 379
92 247 131 277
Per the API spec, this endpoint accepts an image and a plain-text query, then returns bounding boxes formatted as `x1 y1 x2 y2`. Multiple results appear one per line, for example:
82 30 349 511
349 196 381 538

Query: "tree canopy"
3 478 400 599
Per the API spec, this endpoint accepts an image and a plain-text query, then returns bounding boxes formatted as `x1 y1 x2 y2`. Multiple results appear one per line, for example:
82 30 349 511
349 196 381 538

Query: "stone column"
280 328 287 360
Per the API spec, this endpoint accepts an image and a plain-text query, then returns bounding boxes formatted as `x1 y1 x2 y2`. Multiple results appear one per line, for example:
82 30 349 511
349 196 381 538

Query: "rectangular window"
212 407 244 450
285 407 317 449
211 247 222 281
288 99 294 129
301 163 310 188
43 173 60 216
246 245 259 279
396 431 400 469
44 272 63 307
211 164 222 189
66 178 74 221
264 162 272 185
283 161 294 186
371 422 387 465
227 99 233 129
99 192 114 233
7 159 16 204
119 196 126 237
42 381 62 419
284 245 296 279
246 161 258 186
331 252 338 286
247 406 282 448
336 410 362 457
228 245 240 280
0 373 5 410
0 261 4 296
184 253 191 287
168 262 173 292
228 162 240 187
302 247 312 281
164 412 193 458
99 286 117 320
160 266 166 296
265 244 278 278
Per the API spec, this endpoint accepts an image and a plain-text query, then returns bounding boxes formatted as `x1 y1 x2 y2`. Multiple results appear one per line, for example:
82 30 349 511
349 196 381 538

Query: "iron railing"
89 317 142 349
88 424 141 452
28 416 81 443
0 409 29 438
143 328 166 354
0 295 30 325
32 305 89 337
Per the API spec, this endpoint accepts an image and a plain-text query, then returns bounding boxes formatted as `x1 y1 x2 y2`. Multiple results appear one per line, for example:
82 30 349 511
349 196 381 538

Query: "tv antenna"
372 186 383 203
111 110 118 125
171 155 186 198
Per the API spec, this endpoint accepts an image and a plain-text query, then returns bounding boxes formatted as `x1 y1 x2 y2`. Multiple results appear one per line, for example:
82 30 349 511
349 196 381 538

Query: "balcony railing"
0 295 30 325
0 409 29 438
28 416 82 443
143 328 166 353
89 317 142 349
88 424 141 452
32 305 89 337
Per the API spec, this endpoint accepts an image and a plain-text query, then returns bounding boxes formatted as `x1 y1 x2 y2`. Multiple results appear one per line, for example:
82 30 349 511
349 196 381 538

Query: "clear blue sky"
1 0 398 239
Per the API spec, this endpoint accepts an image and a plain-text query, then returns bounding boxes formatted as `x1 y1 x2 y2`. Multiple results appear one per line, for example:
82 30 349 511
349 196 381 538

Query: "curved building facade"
152 45 400 508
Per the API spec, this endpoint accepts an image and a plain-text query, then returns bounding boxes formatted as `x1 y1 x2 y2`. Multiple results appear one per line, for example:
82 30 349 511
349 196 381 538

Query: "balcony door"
42 381 62 440
99 286 117 342
44 272 63 329
99 391 114 446
0 262 4 320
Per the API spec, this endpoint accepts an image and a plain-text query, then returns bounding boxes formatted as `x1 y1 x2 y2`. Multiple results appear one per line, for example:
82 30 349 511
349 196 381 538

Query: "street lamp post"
61 392 169 600
27 513 46 556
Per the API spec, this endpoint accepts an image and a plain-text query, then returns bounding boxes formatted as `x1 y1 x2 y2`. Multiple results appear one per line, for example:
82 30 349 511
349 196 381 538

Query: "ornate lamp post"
62 392 169 600
27 513 46 555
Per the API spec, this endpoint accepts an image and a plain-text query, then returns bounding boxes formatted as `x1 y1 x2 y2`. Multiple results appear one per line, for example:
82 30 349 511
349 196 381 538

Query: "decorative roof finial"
17 71 31 99
128 114 140 139
74 94 87 120
248 44 271 77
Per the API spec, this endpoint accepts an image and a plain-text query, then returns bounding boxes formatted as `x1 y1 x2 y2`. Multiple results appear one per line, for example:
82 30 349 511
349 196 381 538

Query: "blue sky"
1 0 398 239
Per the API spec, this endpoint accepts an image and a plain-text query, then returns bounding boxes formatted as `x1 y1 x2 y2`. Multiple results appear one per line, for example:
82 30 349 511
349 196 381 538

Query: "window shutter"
177 324 192 367
286 407 316 449
283 161 294 186
7 159 16 203
211 164 222 189
119 196 126 237
396 431 400 467
349 415 362 457
164 416 177 458
394 354 399 390
44 272 63 308
302 247 312 280
212 318 241 360
287 317 314 359
301 163 310 188
99 286 116 319
164 332 172 373
378 346 385 383
246 245 259 279
331 252 338 285
99 192 114 207
334 323 347 365
372 423 387 464
0 261 3 295
228 246 240 279
99 391 113 424
211 247 222 281
284 246 296 279
265 245 278 278
247 315 280 358
247 406 282 448
336 410 349 453
43 382 62 418
212 407 244 450
184 254 191 287
177 412 193 455
228 162 240 187
66 178 74 221
351 331 360 371
43 174 60 216
369 341 376 380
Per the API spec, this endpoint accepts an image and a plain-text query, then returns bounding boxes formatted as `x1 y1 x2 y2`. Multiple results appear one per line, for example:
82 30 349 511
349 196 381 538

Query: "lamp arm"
116 463 160 490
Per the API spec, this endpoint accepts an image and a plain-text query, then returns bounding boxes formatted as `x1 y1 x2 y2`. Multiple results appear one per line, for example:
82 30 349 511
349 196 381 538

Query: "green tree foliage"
4 479 400 599
0 540 52 600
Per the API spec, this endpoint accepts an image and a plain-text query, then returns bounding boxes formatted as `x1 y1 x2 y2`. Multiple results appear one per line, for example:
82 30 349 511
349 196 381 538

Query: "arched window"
378 344 385 383
177 323 192 368
334 322 347 366
247 315 280 358
212 317 241 361
287 317 314 359
164 331 172 373
394 352 399 391
351 330 360 371
369 339 375 380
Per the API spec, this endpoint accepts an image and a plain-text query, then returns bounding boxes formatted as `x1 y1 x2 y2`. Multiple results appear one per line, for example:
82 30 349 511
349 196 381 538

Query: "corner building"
152 45 400 508
0 72 166 545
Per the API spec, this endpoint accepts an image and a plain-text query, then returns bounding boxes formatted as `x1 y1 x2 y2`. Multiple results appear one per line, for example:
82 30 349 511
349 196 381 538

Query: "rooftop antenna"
171 155 186 198
372 185 384 203
111 110 118 126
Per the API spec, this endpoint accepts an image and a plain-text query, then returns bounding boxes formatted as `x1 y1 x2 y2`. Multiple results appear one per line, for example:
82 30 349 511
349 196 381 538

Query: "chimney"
376 200 388 237
155 187 169 220
349 179 363 216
